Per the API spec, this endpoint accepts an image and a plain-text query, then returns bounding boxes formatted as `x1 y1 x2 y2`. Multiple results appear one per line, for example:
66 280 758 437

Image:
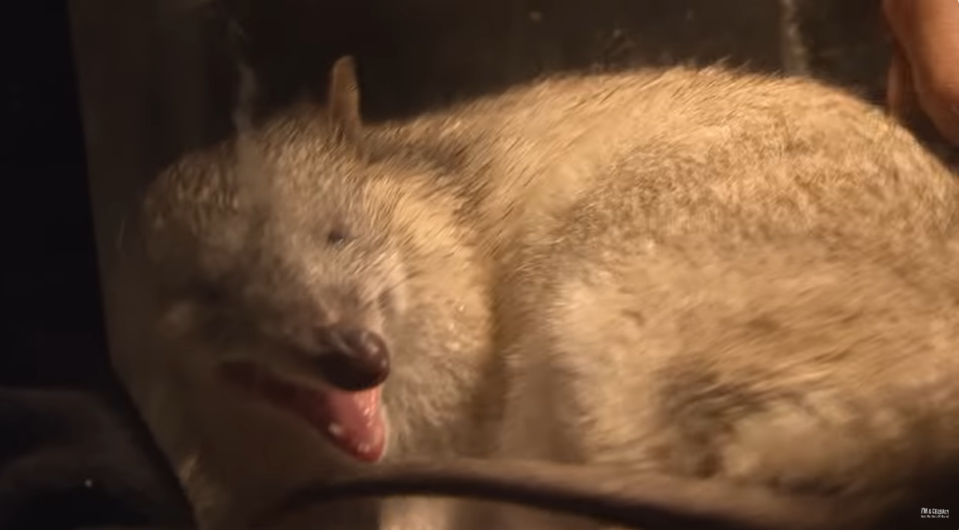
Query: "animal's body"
106 56 959 530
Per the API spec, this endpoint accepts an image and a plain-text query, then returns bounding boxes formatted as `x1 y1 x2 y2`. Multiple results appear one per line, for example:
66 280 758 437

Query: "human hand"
883 0 959 144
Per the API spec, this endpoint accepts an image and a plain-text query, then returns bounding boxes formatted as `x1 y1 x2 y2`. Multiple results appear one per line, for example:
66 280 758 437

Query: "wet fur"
107 58 959 530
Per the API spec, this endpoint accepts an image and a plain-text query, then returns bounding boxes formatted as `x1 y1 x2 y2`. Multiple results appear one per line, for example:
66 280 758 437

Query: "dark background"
4 2 196 529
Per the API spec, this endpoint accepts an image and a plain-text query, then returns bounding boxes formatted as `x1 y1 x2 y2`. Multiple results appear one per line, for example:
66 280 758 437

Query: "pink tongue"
296 386 386 463
219 362 386 463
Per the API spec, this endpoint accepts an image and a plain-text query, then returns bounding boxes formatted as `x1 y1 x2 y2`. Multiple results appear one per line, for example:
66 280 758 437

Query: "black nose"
311 326 391 391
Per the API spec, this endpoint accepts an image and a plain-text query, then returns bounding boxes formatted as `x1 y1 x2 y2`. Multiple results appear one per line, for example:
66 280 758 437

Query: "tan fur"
481 71 959 530
109 59 500 529
106 57 959 530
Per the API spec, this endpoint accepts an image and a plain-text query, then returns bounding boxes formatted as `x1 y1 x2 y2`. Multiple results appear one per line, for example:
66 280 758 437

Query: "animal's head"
137 57 491 464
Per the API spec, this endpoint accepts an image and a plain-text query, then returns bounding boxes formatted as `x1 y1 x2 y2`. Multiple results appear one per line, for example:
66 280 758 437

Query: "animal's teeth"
328 423 344 438
358 443 371 453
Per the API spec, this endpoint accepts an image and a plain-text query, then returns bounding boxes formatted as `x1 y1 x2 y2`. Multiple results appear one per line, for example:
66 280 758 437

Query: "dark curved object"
260 458 895 530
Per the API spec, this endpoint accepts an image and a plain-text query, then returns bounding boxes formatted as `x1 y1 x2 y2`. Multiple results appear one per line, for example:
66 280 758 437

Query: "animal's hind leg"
483 282 669 530
532 255 959 500
483 364 607 530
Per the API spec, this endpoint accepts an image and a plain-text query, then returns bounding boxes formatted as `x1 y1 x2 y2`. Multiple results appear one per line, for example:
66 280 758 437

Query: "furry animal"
482 65 959 530
108 57 498 530
106 55 959 530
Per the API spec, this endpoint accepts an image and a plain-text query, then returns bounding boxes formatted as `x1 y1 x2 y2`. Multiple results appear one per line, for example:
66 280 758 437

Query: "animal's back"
117 61 959 530
377 66 956 256
479 67 959 529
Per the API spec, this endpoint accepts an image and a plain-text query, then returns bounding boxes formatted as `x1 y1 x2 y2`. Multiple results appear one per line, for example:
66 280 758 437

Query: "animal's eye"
326 228 350 246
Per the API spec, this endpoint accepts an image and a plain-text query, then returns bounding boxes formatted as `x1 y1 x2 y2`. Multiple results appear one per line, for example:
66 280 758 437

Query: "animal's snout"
310 325 391 391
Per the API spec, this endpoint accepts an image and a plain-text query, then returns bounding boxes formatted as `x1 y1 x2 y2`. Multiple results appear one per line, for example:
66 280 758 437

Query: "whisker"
360 269 423 312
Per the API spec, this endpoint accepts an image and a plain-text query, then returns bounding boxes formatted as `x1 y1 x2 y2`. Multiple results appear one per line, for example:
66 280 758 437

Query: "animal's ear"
327 55 363 145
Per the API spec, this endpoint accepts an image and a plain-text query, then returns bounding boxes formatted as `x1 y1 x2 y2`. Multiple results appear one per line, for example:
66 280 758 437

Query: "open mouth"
219 360 386 463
